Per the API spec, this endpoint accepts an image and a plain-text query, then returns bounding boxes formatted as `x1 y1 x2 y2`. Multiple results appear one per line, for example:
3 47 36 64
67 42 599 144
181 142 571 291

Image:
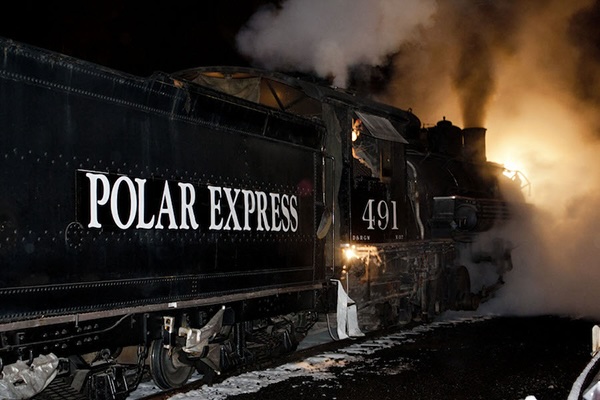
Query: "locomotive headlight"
502 168 517 179
343 245 358 261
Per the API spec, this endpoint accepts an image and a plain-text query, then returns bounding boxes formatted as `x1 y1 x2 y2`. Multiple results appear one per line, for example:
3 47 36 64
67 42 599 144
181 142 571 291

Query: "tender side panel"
0 39 325 322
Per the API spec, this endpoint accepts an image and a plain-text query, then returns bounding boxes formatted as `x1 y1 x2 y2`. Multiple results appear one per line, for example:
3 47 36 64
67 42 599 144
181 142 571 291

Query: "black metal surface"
0 37 325 323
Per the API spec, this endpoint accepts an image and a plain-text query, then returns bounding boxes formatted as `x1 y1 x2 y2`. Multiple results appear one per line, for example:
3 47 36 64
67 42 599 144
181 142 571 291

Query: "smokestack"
462 127 487 162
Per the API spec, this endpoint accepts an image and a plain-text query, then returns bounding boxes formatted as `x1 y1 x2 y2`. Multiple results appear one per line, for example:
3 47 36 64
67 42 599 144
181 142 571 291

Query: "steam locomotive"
0 37 526 399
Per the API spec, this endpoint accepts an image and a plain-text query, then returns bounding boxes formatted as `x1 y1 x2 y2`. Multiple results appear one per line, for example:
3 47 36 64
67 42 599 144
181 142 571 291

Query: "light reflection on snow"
129 313 491 399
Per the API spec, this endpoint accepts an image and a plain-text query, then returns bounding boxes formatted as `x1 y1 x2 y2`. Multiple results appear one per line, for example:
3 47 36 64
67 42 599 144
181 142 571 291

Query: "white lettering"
208 186 223 230
223 188 242 231
360 198 400 231
289 195 298 232
362 199 376 230
280 194 290 232
135 178 155 229
111 176 137 229
84 172 301 234
86 172 110 228
255 191 269 231
178 183 199 229
242 189 256 231
155 181 178 229
270 193 281 232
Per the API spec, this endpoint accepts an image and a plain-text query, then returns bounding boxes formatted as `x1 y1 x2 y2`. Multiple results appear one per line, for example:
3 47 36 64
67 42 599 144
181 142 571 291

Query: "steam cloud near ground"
237 0 600 320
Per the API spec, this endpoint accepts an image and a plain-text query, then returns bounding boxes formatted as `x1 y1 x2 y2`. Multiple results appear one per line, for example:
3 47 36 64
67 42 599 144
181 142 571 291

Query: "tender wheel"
149 339 194 390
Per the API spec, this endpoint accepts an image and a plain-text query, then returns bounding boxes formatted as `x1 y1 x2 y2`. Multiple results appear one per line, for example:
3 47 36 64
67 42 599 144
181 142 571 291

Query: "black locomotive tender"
0 37 525 398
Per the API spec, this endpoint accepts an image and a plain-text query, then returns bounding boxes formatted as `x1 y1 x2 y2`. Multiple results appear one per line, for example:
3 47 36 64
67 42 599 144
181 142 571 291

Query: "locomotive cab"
348 113 410 243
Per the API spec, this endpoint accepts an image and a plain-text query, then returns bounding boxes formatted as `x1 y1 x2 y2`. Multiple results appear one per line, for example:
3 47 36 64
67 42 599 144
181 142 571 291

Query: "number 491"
361 199 398 230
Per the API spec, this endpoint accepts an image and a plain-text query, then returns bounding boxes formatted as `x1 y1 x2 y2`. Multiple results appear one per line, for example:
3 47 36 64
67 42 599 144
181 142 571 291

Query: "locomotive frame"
0 37 525 399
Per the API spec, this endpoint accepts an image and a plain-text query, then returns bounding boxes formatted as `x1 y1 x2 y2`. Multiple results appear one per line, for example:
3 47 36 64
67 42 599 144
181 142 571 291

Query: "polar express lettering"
78 171 299 232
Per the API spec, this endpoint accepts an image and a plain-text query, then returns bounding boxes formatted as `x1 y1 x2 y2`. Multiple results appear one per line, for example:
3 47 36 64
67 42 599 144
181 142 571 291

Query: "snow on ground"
128 312 495 400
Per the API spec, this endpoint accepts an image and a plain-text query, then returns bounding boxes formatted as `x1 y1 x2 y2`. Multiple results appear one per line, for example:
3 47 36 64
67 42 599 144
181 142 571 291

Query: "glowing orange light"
343 246 357 261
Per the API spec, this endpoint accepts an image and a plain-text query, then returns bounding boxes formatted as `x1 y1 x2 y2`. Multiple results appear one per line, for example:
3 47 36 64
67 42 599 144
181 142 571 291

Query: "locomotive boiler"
0 37 526 399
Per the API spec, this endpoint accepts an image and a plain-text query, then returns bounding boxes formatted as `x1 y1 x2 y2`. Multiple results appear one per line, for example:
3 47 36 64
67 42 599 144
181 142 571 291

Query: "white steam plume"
236 0 436 87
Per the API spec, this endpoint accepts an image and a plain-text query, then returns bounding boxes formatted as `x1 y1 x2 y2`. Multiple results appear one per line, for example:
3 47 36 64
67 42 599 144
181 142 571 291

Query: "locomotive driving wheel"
149 339 194 390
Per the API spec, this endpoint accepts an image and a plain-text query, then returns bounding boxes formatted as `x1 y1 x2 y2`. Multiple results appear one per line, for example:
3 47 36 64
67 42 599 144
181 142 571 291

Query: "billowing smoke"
237 0 600 320
236 0 437 87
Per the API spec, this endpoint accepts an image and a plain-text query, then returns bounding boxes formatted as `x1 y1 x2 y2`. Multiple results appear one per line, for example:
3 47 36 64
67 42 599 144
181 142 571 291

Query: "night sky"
0 1 275 77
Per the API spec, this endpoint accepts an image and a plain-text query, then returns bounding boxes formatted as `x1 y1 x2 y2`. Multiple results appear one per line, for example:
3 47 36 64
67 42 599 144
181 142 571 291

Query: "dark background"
0 1 278 77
